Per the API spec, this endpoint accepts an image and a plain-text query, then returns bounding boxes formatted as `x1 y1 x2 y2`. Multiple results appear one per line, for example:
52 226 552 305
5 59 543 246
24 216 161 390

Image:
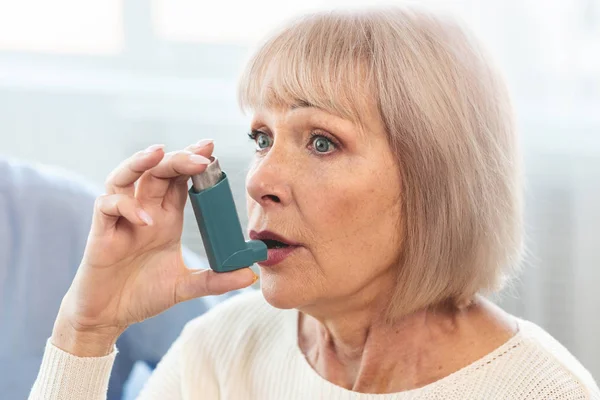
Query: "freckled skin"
245 106 403 314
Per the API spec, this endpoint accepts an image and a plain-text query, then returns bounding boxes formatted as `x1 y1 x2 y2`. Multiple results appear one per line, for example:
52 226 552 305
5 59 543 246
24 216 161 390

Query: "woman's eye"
311 135 335 154
256 133 271 149
248 130 272 150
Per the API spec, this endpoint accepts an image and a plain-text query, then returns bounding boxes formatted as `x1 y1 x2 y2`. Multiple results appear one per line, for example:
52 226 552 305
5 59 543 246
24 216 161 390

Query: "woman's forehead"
250 93 379 121
249 102 384 142
250 103 354 126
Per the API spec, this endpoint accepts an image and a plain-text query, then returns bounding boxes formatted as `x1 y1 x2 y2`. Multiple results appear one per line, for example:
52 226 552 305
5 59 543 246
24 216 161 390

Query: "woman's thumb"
175 267 257 303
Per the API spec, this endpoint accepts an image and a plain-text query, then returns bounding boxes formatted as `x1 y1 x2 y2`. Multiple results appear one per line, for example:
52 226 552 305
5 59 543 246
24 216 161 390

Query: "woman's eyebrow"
290 99 316 110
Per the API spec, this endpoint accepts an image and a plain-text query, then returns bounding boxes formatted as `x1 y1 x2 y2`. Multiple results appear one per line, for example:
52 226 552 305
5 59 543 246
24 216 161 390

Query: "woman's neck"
298 293 517 393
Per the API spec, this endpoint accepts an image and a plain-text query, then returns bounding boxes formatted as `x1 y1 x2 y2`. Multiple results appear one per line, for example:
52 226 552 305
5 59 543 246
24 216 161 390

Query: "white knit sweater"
30 291 599 399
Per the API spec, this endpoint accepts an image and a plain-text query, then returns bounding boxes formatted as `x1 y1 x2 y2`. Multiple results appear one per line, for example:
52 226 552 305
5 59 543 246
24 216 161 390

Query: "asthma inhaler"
188 157 267 273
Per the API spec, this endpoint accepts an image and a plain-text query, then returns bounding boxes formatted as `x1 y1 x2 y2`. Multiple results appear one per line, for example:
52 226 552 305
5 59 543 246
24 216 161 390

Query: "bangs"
237 11 377 125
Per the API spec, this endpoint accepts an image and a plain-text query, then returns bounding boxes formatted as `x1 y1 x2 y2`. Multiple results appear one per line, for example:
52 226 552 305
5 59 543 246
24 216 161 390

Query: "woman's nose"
246 153 292 208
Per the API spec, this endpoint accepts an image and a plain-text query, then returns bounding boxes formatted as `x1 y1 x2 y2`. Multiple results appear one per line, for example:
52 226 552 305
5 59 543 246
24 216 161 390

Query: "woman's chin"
258 272 306 310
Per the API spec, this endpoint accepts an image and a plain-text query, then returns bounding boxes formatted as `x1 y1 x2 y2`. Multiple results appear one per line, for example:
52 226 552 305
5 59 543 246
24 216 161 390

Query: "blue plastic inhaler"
188 157 267 272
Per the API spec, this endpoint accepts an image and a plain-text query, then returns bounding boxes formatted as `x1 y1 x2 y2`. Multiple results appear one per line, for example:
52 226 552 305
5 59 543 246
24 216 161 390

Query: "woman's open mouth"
249 230 300 267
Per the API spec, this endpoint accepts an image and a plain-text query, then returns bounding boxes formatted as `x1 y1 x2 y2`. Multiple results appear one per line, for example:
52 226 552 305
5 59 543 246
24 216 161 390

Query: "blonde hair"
238 5 524 318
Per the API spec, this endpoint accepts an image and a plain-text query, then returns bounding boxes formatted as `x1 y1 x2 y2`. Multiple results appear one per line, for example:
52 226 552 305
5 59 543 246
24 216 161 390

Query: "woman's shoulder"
510 318 600 398
432 317 599 399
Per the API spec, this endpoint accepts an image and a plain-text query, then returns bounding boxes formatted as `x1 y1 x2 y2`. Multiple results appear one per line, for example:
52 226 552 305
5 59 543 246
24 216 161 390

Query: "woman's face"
246 104 403 313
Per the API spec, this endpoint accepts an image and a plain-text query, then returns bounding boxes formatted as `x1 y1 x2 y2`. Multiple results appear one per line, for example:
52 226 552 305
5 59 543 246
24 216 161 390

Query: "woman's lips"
249 229 299 246
259 246 299 267
249 230 301 267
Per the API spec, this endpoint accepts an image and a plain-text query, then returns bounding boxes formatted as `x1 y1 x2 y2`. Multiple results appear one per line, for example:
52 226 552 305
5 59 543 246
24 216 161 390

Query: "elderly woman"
31 6 598 400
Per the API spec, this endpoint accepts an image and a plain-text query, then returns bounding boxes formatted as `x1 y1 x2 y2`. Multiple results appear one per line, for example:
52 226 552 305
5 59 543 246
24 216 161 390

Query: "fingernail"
144 144 165 154
195 139 214 148
189 154 211 164
252 272 259 284
138 209 154 225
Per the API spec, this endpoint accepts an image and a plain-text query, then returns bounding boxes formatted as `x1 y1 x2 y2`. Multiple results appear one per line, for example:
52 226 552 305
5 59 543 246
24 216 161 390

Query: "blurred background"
0 0 598 380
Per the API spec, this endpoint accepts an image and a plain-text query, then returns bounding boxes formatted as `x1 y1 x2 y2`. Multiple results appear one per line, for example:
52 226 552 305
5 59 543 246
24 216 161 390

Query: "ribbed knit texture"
29 339 116 399
30 291 600 399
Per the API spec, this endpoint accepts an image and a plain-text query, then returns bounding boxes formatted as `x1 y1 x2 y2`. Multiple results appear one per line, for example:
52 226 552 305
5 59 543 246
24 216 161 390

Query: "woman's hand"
52 141 256 356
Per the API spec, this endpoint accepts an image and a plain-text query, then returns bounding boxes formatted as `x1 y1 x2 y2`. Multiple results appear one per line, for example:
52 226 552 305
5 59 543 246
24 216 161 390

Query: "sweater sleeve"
28 340 117 400
28 335 189 400
29 320 206 400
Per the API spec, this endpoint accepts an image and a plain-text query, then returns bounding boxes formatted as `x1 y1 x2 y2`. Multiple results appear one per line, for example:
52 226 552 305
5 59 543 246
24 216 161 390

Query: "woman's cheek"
302 181 364 236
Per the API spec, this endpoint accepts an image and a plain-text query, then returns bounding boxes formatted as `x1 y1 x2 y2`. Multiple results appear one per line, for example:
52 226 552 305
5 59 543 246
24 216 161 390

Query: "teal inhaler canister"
188 157 267 273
